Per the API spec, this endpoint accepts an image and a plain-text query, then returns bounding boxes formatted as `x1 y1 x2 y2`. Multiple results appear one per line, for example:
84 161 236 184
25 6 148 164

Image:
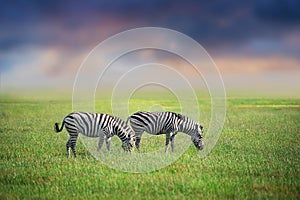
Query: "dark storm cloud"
1 0 299 90
0 0 299 54
254 0 300 23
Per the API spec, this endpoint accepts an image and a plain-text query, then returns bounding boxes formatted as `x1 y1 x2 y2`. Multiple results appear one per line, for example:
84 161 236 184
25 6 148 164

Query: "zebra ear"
197 124 203 132
200 125 203 131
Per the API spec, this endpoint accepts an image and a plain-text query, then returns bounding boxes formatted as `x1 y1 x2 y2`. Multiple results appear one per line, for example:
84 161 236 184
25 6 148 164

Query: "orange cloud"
214 55 300 74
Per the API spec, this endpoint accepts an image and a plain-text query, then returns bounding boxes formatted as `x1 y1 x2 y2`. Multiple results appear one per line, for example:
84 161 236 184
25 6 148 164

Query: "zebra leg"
165 133 171 152
135 131 143 152
98 134 105 151
66 139 71 158
69 136 78 158
170 133 177 152
136 138 141 152
106 137 111 152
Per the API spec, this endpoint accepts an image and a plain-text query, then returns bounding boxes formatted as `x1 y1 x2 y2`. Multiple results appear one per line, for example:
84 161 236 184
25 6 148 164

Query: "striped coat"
127 111 204 152
55 112 135 157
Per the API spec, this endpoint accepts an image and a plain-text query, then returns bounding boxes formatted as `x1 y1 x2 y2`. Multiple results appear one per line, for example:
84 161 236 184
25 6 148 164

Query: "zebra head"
191 124 204 151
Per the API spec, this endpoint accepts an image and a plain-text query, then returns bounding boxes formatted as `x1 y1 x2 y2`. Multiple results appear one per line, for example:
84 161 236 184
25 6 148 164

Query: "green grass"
0 94 299 199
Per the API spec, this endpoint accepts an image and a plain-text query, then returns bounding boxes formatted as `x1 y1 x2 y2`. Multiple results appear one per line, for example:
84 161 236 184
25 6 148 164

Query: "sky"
0 0 299 95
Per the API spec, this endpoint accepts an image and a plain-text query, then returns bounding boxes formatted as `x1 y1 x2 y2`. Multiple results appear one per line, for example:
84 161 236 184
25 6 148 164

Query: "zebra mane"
113 116 134 138
166 111 183 120
178 115 201 137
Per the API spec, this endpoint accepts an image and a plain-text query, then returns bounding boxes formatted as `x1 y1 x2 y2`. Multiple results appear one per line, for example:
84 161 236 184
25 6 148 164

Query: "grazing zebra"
126 111 204 152
54 112 135 157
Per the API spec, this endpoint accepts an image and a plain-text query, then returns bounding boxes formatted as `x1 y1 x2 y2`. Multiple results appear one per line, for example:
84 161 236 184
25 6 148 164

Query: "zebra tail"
54 121 65 133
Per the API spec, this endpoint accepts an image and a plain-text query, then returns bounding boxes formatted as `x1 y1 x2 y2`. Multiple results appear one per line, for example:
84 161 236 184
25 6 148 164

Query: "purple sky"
0 0 299 95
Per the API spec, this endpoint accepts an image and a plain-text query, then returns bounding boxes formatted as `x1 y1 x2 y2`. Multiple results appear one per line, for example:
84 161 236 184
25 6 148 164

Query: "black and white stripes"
54 111 204 157
127 111 204 152
54 112 135 157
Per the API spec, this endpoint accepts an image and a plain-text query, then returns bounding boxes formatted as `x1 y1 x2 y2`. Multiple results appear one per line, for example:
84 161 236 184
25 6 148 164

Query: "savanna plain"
0 92 299 199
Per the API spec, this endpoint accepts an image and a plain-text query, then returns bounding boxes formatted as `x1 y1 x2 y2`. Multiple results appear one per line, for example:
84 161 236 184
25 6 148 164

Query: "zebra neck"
114 124 128 143
179 118 196 137
179 126 195 136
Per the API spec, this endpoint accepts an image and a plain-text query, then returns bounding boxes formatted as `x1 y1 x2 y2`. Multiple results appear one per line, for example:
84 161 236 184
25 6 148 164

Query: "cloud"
1 46 77 90
254 0 300 23
215 55 300 74
0 0 300 92
1 0 300 53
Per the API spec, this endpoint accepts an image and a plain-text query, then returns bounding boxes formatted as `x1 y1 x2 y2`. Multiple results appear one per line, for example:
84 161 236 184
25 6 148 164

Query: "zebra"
126 111 204 152
54 112 136 157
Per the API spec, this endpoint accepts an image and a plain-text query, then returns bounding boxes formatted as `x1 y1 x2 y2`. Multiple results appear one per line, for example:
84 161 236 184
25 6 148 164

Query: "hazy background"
0 0 299 97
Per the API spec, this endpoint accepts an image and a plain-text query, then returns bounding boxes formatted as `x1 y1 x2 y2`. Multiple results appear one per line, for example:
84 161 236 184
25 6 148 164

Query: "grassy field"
0 94 299 199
